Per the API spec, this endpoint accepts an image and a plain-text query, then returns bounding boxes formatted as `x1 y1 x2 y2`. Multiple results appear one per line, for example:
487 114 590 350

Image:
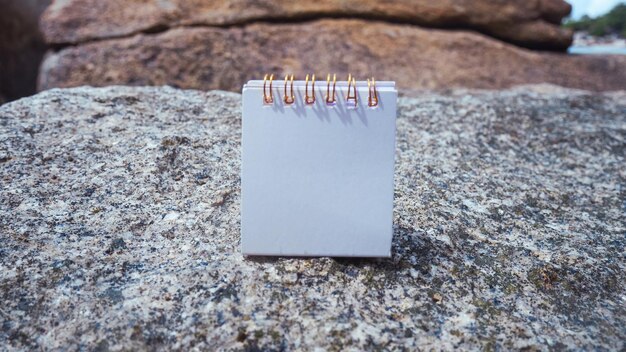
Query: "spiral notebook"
241 75 397 257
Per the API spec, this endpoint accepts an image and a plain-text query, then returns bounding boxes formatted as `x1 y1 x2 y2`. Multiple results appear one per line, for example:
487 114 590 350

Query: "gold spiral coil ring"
263 74 274 104
367 77 378 107
347 73 357 105
326 73 336 104
305 74 315 105
284 74 295 104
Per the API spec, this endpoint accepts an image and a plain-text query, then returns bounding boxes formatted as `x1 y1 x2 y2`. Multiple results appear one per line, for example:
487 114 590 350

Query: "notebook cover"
241 80 397 257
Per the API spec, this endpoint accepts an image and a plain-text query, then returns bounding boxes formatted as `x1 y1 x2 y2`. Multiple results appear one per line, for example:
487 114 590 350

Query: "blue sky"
567 0 625 18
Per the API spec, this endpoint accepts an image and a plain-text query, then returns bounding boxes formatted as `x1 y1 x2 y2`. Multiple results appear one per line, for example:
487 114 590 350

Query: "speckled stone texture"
1 86 624 350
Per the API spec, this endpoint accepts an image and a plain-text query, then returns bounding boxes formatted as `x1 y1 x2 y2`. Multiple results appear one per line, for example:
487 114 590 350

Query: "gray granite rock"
0 85 624 350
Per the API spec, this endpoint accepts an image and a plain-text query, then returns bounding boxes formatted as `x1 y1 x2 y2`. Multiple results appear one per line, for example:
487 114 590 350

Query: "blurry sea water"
568 46 626 55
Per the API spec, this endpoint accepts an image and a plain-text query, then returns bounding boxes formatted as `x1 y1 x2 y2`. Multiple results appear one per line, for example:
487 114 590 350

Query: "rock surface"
39 20 626 93
40 0 572 50
1 86 625 350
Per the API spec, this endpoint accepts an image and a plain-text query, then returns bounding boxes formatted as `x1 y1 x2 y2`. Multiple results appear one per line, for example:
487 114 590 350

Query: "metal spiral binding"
262 74 274 104
367 77 379 107
325 73 337 105
305 74 315 105
284 74 294 104
261 73 379 108
347 73 357 106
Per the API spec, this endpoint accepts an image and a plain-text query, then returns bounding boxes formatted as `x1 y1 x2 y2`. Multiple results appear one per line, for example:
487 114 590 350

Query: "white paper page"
241 80 397 257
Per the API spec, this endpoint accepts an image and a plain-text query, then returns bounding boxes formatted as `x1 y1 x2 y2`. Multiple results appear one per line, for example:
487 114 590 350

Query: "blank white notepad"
241 78 397 257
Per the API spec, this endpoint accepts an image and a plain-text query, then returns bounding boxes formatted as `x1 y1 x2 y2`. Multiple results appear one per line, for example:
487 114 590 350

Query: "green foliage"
563 3 626 37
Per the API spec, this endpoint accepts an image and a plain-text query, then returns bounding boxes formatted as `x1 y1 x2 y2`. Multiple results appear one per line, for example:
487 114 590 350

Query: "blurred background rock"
0 0 50 103
1 0 625 103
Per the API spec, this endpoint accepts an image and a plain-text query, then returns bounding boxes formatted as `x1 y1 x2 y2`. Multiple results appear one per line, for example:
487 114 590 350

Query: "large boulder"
1 86 624 350
39 20 626 93
40 0 572 50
